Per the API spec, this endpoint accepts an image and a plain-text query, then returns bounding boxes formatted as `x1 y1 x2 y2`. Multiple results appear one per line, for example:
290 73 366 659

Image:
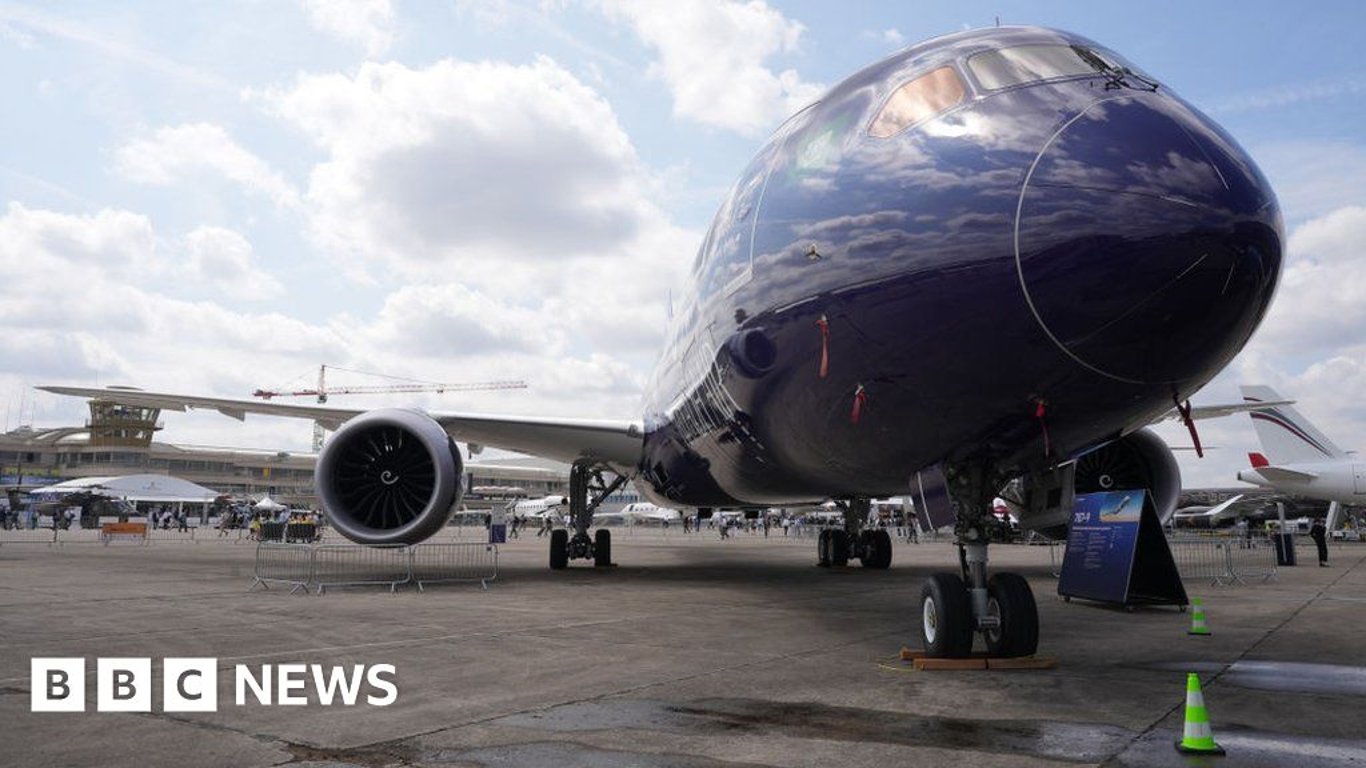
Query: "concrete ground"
1 529 1363 767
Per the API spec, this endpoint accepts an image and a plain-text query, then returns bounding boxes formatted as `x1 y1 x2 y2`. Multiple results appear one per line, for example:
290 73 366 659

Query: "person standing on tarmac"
1310 518 1329 567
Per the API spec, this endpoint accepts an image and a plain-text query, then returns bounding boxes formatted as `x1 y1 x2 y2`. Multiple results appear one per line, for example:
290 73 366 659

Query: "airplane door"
1354 465 1366 495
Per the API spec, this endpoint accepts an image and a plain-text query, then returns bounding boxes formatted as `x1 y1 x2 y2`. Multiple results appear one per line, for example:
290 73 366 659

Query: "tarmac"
1 528 1364 767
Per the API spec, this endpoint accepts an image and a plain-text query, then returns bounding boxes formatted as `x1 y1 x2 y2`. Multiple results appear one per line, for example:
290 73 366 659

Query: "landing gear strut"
816 498 892 569
918 462 1039 657
549 461 627 570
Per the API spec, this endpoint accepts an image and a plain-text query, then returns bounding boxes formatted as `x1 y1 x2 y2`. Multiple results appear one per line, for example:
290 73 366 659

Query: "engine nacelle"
1010 428 1182 538
315 409 463 545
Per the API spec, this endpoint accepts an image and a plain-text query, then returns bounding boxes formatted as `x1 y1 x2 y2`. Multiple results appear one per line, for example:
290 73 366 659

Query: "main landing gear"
919 462 1039 658
817 497 893 570
549 461 627 570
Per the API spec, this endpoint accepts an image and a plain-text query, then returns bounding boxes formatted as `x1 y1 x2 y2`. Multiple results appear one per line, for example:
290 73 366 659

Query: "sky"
2 0 1365 490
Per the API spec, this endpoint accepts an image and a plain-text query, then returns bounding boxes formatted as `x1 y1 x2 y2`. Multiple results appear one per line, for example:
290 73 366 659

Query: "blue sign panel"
1058 490 1146 604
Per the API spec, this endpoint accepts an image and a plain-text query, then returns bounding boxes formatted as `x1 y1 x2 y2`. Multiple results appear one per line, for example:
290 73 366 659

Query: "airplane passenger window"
869 66 965 139
968 45 1115 91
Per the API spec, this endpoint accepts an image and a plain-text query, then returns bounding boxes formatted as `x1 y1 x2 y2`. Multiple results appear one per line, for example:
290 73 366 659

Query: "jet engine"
1007 428 1181 538
1074 428 1182 523
315 409 463 545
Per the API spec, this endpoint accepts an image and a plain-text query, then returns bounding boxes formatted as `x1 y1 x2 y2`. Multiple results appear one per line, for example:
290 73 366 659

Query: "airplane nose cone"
1015 94 1283 385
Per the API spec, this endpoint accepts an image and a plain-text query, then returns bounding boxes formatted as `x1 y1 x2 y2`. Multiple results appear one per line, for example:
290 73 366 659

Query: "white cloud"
366 284 567 357
1212 75 1366 115
1254 140 1366 224
115 123 302 210
1249 206 1366 355
589 0 824 136
261 57 646 265
183 226 286 301
1 21 39 50
256 55 693 337
3 199 660 452
300 0 395 58
863 28 905 47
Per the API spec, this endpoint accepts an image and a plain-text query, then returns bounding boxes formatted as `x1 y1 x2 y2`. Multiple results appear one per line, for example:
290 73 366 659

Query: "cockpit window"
968 45 1122 91
869 66 965 139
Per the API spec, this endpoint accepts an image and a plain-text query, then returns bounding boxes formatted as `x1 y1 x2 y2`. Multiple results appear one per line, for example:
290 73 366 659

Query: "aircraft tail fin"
1240 385 1347 464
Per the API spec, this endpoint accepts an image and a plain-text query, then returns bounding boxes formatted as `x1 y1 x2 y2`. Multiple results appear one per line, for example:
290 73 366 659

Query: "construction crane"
254 365 528 451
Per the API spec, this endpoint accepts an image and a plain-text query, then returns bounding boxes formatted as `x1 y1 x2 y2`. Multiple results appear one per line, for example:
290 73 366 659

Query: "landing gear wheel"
829 529 849 567
817 529 831 567
859 529 892 569
920 573 973 658
549 529 568 570
593 529 612 567
982 572 1039 658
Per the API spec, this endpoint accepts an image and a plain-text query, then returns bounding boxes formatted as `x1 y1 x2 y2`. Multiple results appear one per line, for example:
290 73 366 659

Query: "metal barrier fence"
1167 534 1278 585
252 542 314 594
410 543 498 591
252 541 496 594
312 544 411 594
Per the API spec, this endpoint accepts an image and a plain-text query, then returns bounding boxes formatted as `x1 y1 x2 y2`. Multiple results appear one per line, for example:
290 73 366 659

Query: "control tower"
86 397 162 447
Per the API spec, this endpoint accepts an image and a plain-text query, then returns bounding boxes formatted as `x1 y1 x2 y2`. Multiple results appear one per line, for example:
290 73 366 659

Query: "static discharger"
851 384 868 425
1034 399 1051 457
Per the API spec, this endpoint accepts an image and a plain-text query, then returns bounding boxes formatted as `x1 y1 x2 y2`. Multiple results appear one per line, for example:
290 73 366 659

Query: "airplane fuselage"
636 26 1282 508
1239 464 1366 506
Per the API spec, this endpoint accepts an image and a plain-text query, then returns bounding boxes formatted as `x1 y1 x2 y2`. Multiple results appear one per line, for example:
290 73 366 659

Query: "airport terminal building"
0 397 583 509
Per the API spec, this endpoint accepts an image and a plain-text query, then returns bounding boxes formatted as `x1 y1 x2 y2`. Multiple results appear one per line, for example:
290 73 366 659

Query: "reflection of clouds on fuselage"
792 210 908 239
638 26 1283 500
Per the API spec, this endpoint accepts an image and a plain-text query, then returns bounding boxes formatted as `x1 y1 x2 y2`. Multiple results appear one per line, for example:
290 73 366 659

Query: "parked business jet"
42 26 1283 658
597 502 683 526
1238 385 1361 528
506 495 569 520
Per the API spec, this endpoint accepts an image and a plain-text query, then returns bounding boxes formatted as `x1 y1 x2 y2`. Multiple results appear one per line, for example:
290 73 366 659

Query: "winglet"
1248 452 1269 468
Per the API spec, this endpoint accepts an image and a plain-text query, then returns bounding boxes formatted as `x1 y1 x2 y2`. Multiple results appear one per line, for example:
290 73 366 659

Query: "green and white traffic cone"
1175 672 1225 755
1188 597 1212 636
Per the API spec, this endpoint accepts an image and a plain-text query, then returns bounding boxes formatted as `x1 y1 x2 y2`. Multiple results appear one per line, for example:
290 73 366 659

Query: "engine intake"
315 409 463 545
1074 428 1182 524
1010 427 1181 538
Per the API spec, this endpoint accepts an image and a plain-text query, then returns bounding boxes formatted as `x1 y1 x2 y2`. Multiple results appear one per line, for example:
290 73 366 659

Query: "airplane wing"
1156 400 1294 422
37 386 643 472
1197 493 1245 520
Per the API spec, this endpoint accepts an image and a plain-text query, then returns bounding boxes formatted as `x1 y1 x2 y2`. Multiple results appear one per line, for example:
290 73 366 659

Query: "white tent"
29 474 220 504
254 495 287 511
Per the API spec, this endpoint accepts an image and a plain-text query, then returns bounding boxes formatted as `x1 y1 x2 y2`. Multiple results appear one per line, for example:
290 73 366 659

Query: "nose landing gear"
917 462 1040 658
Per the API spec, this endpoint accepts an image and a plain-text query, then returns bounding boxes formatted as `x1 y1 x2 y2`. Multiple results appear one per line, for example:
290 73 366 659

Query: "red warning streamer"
1035 399 1051 458
850 384 867 424
815 314 830 379
1174 395 1204 458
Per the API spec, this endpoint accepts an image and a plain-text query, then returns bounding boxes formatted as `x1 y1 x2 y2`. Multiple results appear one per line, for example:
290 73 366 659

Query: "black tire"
860 529 893 569
920 572 973 658
829 529 849 567
982 572 1039 658
593 529 612 567
550 529 568 570
817 529 831 567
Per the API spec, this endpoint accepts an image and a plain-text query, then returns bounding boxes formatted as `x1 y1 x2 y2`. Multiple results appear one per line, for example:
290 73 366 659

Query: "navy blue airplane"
43 26 1283 658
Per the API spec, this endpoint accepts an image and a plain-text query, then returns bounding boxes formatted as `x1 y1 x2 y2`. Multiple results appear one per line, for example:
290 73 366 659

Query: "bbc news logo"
31 658 398 712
